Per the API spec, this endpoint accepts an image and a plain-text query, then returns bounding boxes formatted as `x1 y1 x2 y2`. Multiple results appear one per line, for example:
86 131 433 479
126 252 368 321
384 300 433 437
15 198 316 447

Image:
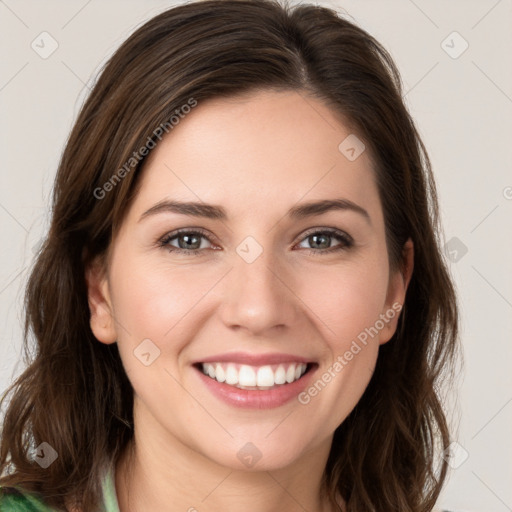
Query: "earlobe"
85 259 117 345
379 238 414 345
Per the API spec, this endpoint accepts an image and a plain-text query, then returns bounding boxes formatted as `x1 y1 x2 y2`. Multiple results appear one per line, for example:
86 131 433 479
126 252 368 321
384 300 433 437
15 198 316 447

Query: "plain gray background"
1 1 511 510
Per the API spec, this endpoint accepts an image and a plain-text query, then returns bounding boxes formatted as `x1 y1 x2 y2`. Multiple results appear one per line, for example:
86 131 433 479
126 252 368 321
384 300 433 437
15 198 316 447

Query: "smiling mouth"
194 362 315 390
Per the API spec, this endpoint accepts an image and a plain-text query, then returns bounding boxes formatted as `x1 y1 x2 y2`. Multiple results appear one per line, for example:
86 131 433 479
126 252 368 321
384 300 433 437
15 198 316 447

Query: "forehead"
128 89 382 224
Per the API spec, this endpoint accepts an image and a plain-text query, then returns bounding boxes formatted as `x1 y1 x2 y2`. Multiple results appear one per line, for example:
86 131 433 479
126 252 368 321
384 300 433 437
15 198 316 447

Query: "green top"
0 467 120 512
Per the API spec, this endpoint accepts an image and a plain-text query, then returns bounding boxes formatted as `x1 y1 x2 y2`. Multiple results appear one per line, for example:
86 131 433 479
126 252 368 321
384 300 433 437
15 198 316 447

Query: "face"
87 89 412 472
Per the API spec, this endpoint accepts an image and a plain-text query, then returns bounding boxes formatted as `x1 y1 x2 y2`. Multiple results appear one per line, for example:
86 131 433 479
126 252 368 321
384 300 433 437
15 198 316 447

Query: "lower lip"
194 365 317 409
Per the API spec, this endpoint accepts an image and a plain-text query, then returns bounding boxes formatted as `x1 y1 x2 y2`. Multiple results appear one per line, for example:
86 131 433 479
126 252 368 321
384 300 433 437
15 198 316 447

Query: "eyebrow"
139 198 371 224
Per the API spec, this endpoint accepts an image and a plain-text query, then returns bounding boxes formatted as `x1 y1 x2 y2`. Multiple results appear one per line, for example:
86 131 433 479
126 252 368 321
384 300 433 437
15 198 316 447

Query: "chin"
198 433 315 472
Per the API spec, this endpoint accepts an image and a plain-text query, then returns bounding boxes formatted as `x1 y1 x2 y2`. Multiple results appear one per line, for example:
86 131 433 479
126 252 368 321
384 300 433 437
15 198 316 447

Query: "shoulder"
0 466 116 512
0 486 56 511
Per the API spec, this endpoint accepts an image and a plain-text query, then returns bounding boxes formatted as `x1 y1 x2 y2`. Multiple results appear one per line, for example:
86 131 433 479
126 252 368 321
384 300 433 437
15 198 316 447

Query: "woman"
0 0 459 510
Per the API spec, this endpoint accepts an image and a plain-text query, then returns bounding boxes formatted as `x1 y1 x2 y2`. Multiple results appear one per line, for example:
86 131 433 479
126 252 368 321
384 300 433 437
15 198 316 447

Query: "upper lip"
195 351 314 366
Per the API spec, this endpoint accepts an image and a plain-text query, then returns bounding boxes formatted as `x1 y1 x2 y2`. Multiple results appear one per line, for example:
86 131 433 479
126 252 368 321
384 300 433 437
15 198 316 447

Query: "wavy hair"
0 0 460 510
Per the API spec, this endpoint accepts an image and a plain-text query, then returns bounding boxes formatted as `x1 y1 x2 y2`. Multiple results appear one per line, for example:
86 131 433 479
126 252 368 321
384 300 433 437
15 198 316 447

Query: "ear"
379 238 414 345
85 257 117 345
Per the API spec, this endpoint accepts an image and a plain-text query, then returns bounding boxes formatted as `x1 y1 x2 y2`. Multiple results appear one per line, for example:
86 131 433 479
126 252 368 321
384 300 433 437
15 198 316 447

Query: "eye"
295 228 353 255
158 228 216 255
157 227 353 256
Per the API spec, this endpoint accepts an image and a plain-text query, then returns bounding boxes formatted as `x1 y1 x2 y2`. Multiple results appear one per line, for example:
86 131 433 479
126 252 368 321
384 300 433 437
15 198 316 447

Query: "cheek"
291 263 389 430
109 255 214 343
298 259 389 349
107 257 210 403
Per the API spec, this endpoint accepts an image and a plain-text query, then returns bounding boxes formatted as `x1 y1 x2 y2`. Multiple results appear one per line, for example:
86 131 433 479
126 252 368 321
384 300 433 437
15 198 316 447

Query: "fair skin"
86 89 413 511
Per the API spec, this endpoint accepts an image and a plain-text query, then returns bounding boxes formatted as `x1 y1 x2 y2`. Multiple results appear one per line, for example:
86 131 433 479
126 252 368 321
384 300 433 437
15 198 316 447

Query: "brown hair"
0 0 459 510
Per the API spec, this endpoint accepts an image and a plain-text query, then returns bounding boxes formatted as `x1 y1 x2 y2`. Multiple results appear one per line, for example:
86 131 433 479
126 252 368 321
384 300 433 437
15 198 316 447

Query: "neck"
115 401 342 511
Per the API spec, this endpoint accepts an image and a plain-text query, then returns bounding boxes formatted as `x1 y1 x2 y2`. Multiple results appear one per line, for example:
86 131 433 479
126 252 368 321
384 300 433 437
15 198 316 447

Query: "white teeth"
256 365 274 387
274 365 286 385
215 364 226 383
285 364 296 383
239 365 256 387
200 362 308 389
206 364 215 379
225 364 238 385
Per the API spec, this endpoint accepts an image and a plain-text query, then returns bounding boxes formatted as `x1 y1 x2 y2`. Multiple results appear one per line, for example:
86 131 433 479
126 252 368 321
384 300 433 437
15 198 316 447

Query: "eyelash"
157 227 353 256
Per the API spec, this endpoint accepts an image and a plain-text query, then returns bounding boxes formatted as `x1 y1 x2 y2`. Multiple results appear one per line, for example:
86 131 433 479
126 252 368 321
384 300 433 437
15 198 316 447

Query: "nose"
218 246 300 336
